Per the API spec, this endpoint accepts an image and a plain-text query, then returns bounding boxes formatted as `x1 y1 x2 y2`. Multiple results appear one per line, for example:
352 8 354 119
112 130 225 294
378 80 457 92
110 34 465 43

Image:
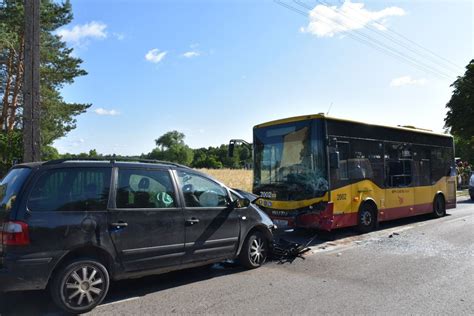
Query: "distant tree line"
59 130 253 169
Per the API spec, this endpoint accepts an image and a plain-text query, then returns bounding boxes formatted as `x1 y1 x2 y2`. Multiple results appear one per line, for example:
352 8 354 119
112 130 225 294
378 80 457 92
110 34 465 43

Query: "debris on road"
271 233 319 264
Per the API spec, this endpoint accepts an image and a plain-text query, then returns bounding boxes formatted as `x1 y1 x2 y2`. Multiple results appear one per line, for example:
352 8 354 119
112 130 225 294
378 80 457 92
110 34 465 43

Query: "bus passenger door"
330 141 353 228
384 144 415 220
413 149 434 215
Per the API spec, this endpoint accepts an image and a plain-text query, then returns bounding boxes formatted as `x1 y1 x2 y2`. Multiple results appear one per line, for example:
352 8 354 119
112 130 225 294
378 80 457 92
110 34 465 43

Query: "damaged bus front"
252 117 333 230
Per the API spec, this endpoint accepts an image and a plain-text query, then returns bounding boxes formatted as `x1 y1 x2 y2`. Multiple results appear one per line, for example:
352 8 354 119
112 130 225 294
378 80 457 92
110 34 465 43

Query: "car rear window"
0 168 31 213
27 168 111 212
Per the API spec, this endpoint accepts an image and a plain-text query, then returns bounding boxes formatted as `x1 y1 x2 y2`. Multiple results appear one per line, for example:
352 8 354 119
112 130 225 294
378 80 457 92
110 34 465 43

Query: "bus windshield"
253 119 328 201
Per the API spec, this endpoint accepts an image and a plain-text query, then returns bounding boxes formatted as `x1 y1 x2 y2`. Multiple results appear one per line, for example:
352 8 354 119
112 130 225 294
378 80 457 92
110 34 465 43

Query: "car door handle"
110 222 128 229
185 218 200 226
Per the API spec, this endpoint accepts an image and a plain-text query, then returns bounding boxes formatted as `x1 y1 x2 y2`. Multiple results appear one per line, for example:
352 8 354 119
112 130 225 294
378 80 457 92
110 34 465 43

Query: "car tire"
357 203 376 233
239 231 268 269
50 258 110 314
433 195 446 218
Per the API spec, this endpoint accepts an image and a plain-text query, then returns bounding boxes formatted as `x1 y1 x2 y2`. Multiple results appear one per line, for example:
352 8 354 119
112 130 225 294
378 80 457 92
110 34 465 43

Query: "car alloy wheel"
249 235 267 266
240 231 268 269
52 259 110 314
63 265 106 308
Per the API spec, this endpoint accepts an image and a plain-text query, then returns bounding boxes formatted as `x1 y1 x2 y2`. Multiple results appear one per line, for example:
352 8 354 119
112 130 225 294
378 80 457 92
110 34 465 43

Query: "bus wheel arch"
356 200 378 233
433 192 446 218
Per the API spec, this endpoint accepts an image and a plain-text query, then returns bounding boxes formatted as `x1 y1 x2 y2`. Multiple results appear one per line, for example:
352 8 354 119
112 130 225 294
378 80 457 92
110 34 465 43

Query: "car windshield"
253 119 328 201
0 168 31 213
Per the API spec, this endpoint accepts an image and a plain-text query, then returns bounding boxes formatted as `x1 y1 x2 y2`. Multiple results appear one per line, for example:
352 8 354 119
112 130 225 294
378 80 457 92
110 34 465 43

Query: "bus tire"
433 194 446 218
357 203 376 233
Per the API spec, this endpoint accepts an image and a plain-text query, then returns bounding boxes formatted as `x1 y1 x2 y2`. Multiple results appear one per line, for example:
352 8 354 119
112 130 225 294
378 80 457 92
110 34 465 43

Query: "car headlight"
470 176 474 187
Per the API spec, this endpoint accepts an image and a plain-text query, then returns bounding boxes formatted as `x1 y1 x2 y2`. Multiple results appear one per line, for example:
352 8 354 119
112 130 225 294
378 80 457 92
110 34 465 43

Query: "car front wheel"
50 258 110 314
239 231 268 269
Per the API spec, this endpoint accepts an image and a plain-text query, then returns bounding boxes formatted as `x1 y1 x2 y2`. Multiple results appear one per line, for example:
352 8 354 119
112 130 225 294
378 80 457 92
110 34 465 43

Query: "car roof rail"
42 157 191 169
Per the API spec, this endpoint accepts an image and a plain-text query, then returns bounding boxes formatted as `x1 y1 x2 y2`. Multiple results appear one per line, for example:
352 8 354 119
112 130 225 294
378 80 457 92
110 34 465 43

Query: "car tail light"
2 221 30 246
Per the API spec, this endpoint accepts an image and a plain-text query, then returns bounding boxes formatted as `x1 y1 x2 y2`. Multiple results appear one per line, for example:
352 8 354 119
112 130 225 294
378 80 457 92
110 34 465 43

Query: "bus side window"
385 143 413 188
413 146 431 186
347 139 383 186
336 142 349 181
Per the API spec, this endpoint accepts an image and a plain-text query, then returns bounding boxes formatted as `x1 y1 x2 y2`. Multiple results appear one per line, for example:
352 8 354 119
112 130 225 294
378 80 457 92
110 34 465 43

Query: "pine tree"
0 0 90 167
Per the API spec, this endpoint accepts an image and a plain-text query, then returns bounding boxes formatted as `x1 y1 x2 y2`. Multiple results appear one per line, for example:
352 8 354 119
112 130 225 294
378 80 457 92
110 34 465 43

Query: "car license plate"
273 219 289 229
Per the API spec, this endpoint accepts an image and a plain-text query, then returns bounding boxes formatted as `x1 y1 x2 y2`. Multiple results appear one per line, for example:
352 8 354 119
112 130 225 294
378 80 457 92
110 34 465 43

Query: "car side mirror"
230 197 250 209
330 151 340 169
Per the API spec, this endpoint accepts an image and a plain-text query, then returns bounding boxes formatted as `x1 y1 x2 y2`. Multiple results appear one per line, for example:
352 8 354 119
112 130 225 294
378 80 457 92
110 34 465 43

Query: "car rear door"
107 167 185 271
175 170 240 263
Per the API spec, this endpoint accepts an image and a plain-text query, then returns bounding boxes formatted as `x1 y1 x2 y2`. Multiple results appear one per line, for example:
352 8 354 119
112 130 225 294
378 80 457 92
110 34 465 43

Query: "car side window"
177 171 228 208
116 169 177 209
28 168 111 212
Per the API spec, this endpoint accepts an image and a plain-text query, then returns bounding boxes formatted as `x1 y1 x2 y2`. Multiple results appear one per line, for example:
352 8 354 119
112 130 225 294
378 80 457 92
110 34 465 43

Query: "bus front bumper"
296 202 334 231
270 202 335 231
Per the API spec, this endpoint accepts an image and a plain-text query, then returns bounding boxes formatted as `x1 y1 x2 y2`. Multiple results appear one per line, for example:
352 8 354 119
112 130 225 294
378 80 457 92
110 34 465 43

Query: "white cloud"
182 51 200 58
145 49 167 63
94 108 120 116
56 21 107 46
113 32 125 41
300 1 405 37
390 76 427 87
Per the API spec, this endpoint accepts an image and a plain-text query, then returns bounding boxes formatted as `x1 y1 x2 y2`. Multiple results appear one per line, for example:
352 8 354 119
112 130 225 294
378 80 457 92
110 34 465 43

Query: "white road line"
444 215 472 224
98 297 140 308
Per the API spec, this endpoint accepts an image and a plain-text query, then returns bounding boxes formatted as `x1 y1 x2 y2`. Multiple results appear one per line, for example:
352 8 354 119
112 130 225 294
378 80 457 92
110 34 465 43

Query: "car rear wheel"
239 231 268 269
51 258 110 314
433 195 446 218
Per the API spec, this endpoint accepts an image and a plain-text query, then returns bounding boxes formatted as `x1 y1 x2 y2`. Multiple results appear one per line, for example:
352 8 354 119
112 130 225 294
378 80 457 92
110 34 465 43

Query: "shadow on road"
0 263 245 316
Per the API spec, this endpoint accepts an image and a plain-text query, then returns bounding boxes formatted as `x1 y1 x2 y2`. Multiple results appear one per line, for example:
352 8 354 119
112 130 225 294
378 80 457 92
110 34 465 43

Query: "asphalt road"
1 198 473 315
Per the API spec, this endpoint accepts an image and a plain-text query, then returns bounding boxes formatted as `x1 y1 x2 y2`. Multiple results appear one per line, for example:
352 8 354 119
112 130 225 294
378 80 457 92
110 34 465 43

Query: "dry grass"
199 169 253 192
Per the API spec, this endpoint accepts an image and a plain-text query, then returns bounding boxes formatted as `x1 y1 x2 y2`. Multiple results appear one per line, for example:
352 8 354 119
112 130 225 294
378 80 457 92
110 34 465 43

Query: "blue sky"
54 0 473 155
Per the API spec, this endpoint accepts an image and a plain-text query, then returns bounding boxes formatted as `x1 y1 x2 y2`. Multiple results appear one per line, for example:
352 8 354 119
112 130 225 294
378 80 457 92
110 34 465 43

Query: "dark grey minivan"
0 159 274 313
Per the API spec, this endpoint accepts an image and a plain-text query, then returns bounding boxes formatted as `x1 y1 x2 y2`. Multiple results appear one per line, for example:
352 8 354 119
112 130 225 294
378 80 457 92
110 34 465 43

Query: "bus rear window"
0 168 31 213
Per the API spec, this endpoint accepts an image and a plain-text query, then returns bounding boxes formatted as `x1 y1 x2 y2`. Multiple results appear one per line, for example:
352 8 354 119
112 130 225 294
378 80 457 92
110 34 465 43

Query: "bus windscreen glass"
253 119 328 201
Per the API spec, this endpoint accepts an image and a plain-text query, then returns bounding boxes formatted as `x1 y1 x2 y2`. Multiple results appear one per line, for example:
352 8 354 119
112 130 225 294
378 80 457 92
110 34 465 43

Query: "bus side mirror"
330 151 340 169
228 142 235 158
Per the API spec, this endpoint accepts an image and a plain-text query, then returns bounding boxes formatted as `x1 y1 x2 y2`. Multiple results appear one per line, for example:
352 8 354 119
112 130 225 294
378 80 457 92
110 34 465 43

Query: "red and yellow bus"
252 114 456 232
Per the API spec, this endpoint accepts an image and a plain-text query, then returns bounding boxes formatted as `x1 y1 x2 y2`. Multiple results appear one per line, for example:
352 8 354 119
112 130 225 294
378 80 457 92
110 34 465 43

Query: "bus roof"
253 114 452 138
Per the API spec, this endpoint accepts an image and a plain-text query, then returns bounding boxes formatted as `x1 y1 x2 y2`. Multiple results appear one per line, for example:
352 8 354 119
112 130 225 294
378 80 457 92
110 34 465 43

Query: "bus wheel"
433 195 446 218
357 203 376 233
